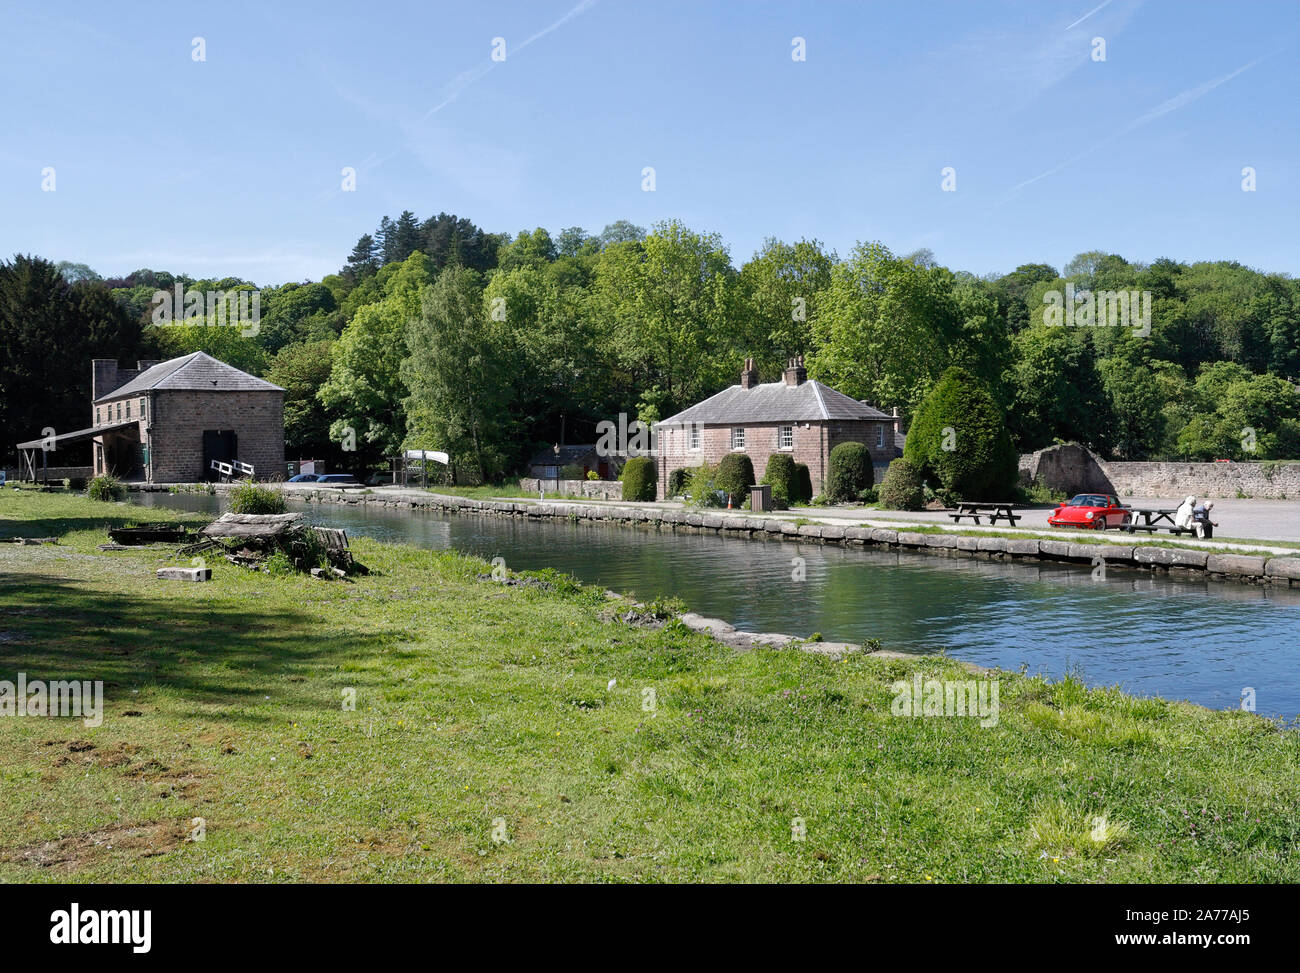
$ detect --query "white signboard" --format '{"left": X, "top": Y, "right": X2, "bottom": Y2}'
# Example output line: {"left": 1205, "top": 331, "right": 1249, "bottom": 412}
{"left": 404, "top": 450, "right": 449, "bottom": 465}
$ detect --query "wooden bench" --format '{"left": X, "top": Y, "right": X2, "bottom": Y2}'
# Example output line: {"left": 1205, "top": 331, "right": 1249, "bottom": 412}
{"left": 948, "top": 502, "right": 1021, "bottom": 526}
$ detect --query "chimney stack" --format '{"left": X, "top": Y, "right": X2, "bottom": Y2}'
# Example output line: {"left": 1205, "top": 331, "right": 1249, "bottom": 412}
{"left": 782, "top": 355, "right": 807, "bottom": 387}
{"left": 740, "top": 357, "right": 760, "bottom": 389}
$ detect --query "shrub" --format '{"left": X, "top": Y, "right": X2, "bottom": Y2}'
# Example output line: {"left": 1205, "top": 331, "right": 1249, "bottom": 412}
{"left": 792, "top": 463, "right": 813, "bottom": 504}
{"left": 585, "top": 470, "right": 599, "bottom": 481}
{"left": 63, "top": 477, "right": 87, "bottom": 491}
{"left": 686, "top": 464, "right": 726, "bottom": 507}
{"left": 858, "top": 486, "right": 878, "bottom": 504}
{"left": 621, "top": 456, "right": 656, "bottom": 501}
{"left": 715, "top": 453, "right": 755, "bottom": 505}
{"left": 903, "top": 366, "right": 1018, "bottom": 501}
{"left": 761, "top": 453, "right": 798, "bottom": 502}
{"left": 229, "top": 482, "right": 287, "bottom": 514}
{"left": 667, "top": 468, "right": 691, "bottom": 496}
{"left": 878, "top": 458, "right": 925, "bottom": 510}
{"left": 87, "top": 476, "right": 125, "bottom": 502}
{"left": 560, "top": 463, "right": 585, "bottom": 479}
{"left": 825, "top": 442, "right": 874, "bottom": 502}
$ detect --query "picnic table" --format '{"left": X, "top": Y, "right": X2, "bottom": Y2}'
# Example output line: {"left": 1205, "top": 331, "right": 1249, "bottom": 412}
{"left": 1122, "top": 507, "right": 1211, "bottom": 538}
{"left": 1120, "top": 507, "right": 1179, "bottom": 533}
{"left": 947, "top": 501, "right": 1021, "bottom": 526}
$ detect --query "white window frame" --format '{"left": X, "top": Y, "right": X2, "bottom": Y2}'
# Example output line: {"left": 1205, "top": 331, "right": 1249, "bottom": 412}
{"left": 125, "top": 400, "right": 131, "bottom": 419}
{"left": 778, "top": 425, "right": 793, "bottom": 450}
{"left": 876, "top": 425, "right": 885, "bottom": 449}
{"left": 95, "top": 407, "right": 101, "bottom": 425}
{"left": 731, "top": 427, "right": 746, "bottom": 450}
{"left": 689, "top": 425, "right": 700, "bottom": 451}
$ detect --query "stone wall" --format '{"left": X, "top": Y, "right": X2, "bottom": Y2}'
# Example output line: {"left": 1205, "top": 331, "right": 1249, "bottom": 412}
{"left": 518, "top": 477, "right": 623, "bottom": 500}
{"left": 1020, "top": 444, "right": 1300, "bottom": 499}
{"left": 3, "top": 465, "right": 93, "bottom": 482}
{"left": 149, "top": 390, "right": 284, "bottom": 482}
{"left": 287, "top": 487, "right": 1300, "bottom": 588}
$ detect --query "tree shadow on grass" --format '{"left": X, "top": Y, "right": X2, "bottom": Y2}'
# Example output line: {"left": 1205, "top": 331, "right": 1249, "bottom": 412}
{"left": 0, "top": 573, "right": 386, "bottom": 720}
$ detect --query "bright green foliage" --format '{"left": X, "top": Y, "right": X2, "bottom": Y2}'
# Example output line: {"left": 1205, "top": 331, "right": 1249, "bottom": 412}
{"left": 228, "top": 483, "right": 287, "bottom": 515}
{"left": 715, "top": 453, "right": 755, "bottom": 503}
{"left": 667, "top": 468, "right": 691, "bottom": 496}
{"left": 878, "top": 458, "right": 925, "bottom": 510}
{"left": 86, "top": 476, "right": 125, "bottom": 502}
{"left": 904, "top": 367, "right": 1017, "bottom": 500}
{"left": 620, "top": 456, "right": 656, "bottom": 501}
{"left": 825, "top": 442, "right": 874, "bottom": 502}
{"left": 760, "top": 453, "right": 798, "bottom": 502}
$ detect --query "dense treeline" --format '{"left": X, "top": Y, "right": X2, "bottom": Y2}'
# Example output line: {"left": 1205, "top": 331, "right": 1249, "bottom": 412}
{"left": 3, "top": 215, "right": 1298, "bottom": 478}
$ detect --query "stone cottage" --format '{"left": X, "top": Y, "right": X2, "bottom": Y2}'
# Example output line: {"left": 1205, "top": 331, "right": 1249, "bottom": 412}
{"left": 88, "top": 352, "right": 285, "bottom": 482}
{"left": 654, "top": 357, "right": 898, "bottom": 499}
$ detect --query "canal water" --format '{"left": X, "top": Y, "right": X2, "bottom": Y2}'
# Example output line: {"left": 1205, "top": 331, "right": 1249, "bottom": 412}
{"left": 135, "top": 491, "right": 1300, "bottom": 719}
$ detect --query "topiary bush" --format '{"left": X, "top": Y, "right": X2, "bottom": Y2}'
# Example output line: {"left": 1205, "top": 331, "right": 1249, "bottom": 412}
{"left": 229, "top": 482, "right": 287, "bottom": 514}
{"left": 667, "top": 467, "right": 691, "bottom": 496}
{"left": 903, "top": 366, "right": 1018, "bottom": 501}
{"left": 621, "top": 456, "right": 657, "bottom": 501}
{"left": 878, "top": 458, "right": 925, "bottom": 510}
{"left": 825, "top": 441, "right": 874, "bottom": 502}
{"left": 792, "top": 463, "right": 813, "bottom": 504}
{"left": 761, "top": 453, "right": 798, "bottom": 502}
{"left": 715, "top": 453, "right": 755, "bottom": 505}
{"left": 87, "top": 475, "right": 126, "bottom": 502}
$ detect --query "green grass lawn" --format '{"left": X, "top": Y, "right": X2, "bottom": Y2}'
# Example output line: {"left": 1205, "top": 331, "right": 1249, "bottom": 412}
{"left": 1, "top": 489, "right": 1298, "bottom": 883}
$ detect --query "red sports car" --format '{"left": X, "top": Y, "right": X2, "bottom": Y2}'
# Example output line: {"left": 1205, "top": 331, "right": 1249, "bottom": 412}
{"left": 1048, "top": 494, "right": 1130, "bottom": 531}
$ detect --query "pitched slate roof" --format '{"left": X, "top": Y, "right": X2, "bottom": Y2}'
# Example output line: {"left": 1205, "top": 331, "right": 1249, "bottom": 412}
{"left": 95, "top": 352, "right": 283, "bottom": 403}
{"left": 657, "top": 381, "right": 893, "bottom": 426}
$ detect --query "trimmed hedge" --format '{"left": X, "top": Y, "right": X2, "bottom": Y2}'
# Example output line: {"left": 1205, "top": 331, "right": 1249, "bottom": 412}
{"left": 715, "top": 453, "right": 755, "bottom": 504}
{"left": 878, "top": 458, "right": 925, "bottom": 510}
{"left": 621, "top": 456, "right": 657, "bottom": 501}
{"left": 825, "top": 441, "right": 874, "bottom": 502}
{"left": 667, "top": 467, "right": 691, "bottom": 496}
{"left": 793, "top": 463, "right": 813, "bottom": 504}
{"left": 761, "top": 453, "right": 798, "bottom": 502}
{"left": 903, "top": 366, "right": 1018, "bottom": 501}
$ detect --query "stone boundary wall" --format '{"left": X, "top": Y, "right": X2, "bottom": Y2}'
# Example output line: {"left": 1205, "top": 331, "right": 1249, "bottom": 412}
{"left": 517, "top": 477, "right": 623, "bottom": 500}
{"left": 1020, "top": 444, "right": 1300, "bottom": 499}
{"left": 4, "top": 465, "right": 93, "bottom": 482}
{"left": 282, "top": 487, "right": 1300, "bottom": 589}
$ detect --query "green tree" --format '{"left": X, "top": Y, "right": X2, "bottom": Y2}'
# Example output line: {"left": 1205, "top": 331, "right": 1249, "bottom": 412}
{"left": 904, "top": 367, "right": 1017, "bottom": 499}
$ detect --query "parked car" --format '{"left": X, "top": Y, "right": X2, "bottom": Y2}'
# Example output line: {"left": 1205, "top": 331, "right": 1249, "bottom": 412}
{"left": 1047, "top": 494, "right": 1129, "bottom": 530}
{"left": 315, "top": 473, "right": 362, "bottom": 486}
{"left": 287, "top": 473, "right": 321, "bottom": 482}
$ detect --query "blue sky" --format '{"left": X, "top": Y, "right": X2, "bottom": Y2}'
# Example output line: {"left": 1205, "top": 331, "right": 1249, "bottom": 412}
{"left": 2, "top": 0, "right": 1296, "bottom": 284}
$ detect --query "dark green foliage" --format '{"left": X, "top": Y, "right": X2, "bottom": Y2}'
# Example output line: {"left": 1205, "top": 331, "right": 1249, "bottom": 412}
{"left": 0, "top": 255, "right": 141, "bottom": 464}
{"left": 904, "top": 367, "right": 1018, "bottom": 500}
{"left": 621, "top": 456, "right": 656, "bottom": 501}
{"left": 793, "top": 463, "right": 814, "bottom": 504}
{"left": 715, "top": 453, "right": 755, "bottom": 503}
{"left": 825, "top": 442, "right": 874, "bottom": 502}
{"left": 878, "top": 458, "right": 925, "bottom": 510}
{"left": 667, "top": 468, "right": 691, "bottom": 496}
{"left": 760, "top": 453, "right": 798, "bottom": 502}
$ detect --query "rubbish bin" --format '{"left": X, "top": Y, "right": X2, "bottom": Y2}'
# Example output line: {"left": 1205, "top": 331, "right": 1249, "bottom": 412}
{"left": 750, "top": 484, "right": 771, "bottom": 512}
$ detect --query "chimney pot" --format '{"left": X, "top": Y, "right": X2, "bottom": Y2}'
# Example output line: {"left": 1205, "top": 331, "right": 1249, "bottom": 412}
{"left": 740, "top": 356, "right": 760, "bottom": 389}
{"left": 782, "top": 355, "right": 807, "bottom": 387}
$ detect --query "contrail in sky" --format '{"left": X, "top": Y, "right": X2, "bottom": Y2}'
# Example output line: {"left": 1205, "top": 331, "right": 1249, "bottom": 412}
{"left": 1065, "top": 0, "right": 1114, "bottom": 31}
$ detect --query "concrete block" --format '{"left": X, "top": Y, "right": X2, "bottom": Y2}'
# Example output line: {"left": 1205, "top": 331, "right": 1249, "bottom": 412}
{"left": 1206, "top": 553, "right": 1267, "bottom": 578}
{"left": 157, "top": 567, "right": 210, "bottom": 582}
{"left": 1265, "top": 557, "right": 1300, "bottom": 580}
{"left": 869, "top": 528, "right": 898, "bottom": 545}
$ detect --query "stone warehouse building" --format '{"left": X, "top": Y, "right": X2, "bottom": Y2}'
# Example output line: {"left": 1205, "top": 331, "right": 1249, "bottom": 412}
{"left": 88, "top": 352, "right": 284, "bottom": 483}
{"left": 654, "top": 357, "right": 899, "bottom": 499}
